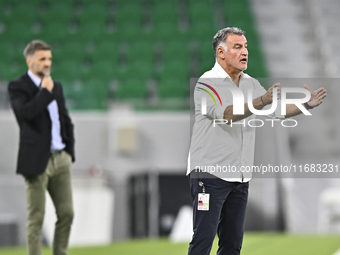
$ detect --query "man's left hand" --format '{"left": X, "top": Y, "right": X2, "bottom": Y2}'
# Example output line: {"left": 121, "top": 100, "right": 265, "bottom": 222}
{"left": 304, "top": 84, "right": 327, "bottom": 108}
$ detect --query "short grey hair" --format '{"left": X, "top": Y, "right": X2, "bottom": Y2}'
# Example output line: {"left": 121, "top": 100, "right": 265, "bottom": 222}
{"left": 212, "top": 27, "right": 245, "bottom": 58}
{"left": 24, "top": 40, "right": 51, "bottom": 58}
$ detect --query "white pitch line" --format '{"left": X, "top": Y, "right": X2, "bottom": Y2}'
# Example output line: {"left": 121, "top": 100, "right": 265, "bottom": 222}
{"left": 332, "top": 248, "right": 340, "bottom": 255}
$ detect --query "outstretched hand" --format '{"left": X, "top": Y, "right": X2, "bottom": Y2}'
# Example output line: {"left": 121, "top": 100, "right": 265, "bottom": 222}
{"left": 304, "top": 84, "right": 327, "bottom": 108}
{"left": 262, "top": 82, "right": 280, "bottom": 105}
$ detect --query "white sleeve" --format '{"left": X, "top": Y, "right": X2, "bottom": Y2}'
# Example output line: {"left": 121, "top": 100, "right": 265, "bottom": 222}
{"left": 194, "top": 81, "right": 226, "bottom": 120}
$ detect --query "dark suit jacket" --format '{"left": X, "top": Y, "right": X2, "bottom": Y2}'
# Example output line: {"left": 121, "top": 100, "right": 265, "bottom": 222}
{"left": 8, "top": 73, "right": 75, "bottom": 176}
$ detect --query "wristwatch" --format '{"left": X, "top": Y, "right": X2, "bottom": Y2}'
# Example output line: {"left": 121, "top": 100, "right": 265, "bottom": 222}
{"left": 304, "top": 102, "right": 313, "bottom": 110}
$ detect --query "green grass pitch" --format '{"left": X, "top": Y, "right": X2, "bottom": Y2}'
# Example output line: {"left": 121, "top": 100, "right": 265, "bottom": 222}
{"left": 1, "top": 233, "right": 340, "bottom": 255}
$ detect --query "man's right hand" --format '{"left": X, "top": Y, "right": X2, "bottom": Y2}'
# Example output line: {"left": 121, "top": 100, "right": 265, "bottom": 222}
{"left": 262, "top": 82, "right": 280, "bottom": 105}
{"left": 41, "top": 76, "right": 54, "bottom": 92}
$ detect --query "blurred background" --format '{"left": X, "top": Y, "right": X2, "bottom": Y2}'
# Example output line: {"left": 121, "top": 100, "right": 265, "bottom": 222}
{"left": 0, "top": 0, "right": 340, "bottom": 254}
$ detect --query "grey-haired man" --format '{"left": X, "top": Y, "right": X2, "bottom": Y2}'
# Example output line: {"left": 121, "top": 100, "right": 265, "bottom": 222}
{"left": 187, "top": 27, "right": 327, "bottom": 255}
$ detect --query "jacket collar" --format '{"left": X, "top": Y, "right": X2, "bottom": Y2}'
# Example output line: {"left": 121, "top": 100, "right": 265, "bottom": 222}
{"left": 27, "top": 70, "right": 41, "bottom": 87}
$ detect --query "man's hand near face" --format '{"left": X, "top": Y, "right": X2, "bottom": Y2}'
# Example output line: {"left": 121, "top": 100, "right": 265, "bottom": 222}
{"left": 41, "top": 76, "right": 54, "bottom": 92}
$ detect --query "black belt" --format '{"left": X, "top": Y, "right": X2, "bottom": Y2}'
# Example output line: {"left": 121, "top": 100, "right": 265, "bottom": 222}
{"left": 51, "top": 149, "right": 63, "bottom": 155}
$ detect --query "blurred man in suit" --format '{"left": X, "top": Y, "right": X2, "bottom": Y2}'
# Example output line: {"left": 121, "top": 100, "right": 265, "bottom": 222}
{"left": 8, "top": 40, "right": 75, "bottom": 255}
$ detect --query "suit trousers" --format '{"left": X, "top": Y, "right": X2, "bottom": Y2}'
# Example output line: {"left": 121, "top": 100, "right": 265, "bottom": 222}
{"left": 188, "top": 172, "right": 249, "bottom": 255}
{"left": 24, "top": 150, "right": 74, "bottom": 255}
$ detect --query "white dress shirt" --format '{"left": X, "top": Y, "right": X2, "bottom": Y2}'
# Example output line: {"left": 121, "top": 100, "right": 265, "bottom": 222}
{"left": 28, "top": 70, "right": 66, "bottom": 152}
{"left": 187, "top": 62, "right": 285, "bottom": 182}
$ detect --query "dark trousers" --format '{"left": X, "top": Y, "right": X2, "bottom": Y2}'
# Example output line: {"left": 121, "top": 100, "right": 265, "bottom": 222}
{"left": 188, "top": 172, "right": 249, "bottom": 255}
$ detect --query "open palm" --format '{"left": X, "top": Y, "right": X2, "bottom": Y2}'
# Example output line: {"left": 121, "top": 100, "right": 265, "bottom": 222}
{"left": 304, "top": 84, "right": 327, "bottom": 108}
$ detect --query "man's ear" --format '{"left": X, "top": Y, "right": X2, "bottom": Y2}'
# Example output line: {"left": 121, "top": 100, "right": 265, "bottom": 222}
{"left": 26, "top": 57, "right": 31, "bottom": 67}
{"left": 217, "top": 46, "right": 225, "bottom": 60}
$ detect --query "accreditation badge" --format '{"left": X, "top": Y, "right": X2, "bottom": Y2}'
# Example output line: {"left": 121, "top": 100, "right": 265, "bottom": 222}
{"left": 197, "top": 193, "right": 210, "bottom": 211}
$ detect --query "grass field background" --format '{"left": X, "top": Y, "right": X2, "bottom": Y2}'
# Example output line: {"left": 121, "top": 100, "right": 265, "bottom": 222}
{"left": 1, "top": 233, "right": 340, "bottom": 255}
